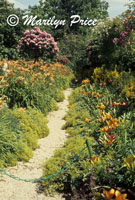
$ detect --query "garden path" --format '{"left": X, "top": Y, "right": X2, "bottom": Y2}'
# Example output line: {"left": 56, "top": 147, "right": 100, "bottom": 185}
{"left": 0, "top": 88, "right": 72, "bottom": 200}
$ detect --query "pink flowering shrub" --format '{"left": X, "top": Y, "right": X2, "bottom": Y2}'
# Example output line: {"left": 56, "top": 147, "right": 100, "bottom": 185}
{"left": 18, "top": 27, "right": 59, "bottom": 61}
{"left": 112, "top": 10, "right": 135, "bottom": 46}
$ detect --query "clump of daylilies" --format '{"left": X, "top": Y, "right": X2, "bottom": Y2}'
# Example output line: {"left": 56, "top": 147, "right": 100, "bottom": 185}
{"left": 103, "top": 189, "right": 128, "bottom": 200}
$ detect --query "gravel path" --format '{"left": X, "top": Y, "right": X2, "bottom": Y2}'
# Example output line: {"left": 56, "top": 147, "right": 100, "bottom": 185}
{"left": 0, "top": 88, "right": 72, "bottom": 200}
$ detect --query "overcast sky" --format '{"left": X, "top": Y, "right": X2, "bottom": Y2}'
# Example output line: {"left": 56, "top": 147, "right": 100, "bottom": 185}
{"left": 8, "top": 0, "right": 130, "bottom": 18}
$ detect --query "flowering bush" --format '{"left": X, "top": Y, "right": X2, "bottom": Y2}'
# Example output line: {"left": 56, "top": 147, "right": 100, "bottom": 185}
{"left": 0, "top": 60, "right": 73, "bottom": 114}
{"left": 86, "top": 10, "right": 135, "bottom": 71}
{"left": 18, "top": 27, "right": 59, "bottom": 61}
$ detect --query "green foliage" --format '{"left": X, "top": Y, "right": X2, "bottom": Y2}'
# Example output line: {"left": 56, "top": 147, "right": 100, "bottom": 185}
{"left": 41, "top": 68, "right": 135, "bottom": 197}
{"left": 42, "top": 136, "right": 94, "bottom": 194}
{"left": 0, "top": 106, "right": 49, "bottom": 167}
{"left": 55, "top": 90, "right": 65, "bottom": 102}
{"left": 0, "top": 60, "right": 73, "bottom": 168}
{"left": 0, "top": 61, "right": 73, "bottom": 114}
{"left": 86, "top": 10, "right": 135, "bottom": 72}
{"left": 29, "top": 0, "right": 108, "bottom": 37}
{"left": 0, "top": 0, "right": 26, "bottom": 60}
{"left": 28, "top": 0, "right": 108, "bottom": 75}
{"left": 58, "top": 34, "right": 90, "bottom": 76}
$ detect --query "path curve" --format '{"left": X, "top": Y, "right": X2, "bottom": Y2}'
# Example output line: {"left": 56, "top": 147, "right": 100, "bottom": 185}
{"left": 0, "top": 88, "right": 72, "bottom": 200}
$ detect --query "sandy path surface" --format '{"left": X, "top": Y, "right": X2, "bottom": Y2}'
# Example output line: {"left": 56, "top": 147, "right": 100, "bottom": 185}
{"left": 0, "top": 88, "right": 72, "bottom": 200}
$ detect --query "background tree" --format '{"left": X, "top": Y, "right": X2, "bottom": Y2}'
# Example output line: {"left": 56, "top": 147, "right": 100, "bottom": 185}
{"left": 0, "top": 0, "right": 26, "bottom": 60}
{"left": 29, "top": 0, "right": 109, "bottom": 75}
{"left": 29, "top": 0, "right": 108, "bottom": 38}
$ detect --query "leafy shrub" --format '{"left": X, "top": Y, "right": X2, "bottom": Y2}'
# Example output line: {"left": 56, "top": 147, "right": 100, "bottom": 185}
{"left": 42, "top": 136, "right": 94, "bottom": 194}
{"left": 58, "top": 34, "right": 90, "bottom": 79}
{"left": 0, "top": 106, "right": 49, "bottom": 167}
{"left": 86, "top": 10, "right": 135, "bottom": 72}
{"left": 0, "top": 0, "right": 25, "bottom": 60}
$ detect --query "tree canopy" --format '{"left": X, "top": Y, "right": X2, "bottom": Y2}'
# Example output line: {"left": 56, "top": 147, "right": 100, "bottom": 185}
{"left": 29, "top": 0, "right": 109, "bottom": 38}
{"left": 0, "top": 0, "right": 26, "bottom": 59}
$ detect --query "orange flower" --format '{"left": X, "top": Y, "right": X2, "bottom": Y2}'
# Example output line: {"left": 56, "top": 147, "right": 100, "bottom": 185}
{"left": 100, "top": 104, "right": 106, "bottom": 110}
{"left": 0, "top": 76, "right": 5, "bottom": 79}
{"left": 103, "top": 189, "right": 115, "bottom": 199}
{"left": 3, "top": 81, "right": 9, "bottom": 86}
{"left": 85, "top": 118, "right": 90, "bottom": 122}
{"left": 82, "top": 79, "right": 90, "bottom": 84}
{"left": 91, "top": 156, "right": 100, "bottom": 165}
{"left": 106, "top": 119, "right": 118, "bottom": 126}
{"left": 115, "top": 190, "right": 128, "bottom": 200}
{"left": 112, "top": 102, "right": 120, "bottom": 106}
{"left": 67, "top": 104, "right": 72, "bottom": 109}
{"left": 83, "top": 92, "right": 90, "bottom": 96}
{"left": 18, "top": 108, "right": 25, "bottom": 112}
{"left": 107, "top": 134, "right": 117, "bottom": 144}
{"left": 0, "top": 100, "right": 4, "bottom": 106}
{"left": 96, "top": 93, "right": 102, "bottom": 98}
{"left": 100, "top": 126, "right": 113, "bottom": 133}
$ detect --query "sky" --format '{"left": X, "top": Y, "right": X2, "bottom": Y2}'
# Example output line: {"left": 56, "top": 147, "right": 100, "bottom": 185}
{"left": 8, "top": 0, "right": 130, "bottom": 18}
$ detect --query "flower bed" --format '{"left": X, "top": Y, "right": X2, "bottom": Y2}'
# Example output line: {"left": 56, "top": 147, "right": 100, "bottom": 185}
{"left": 41, "top": 67, "right": 135, "bottom": 199}
{"left": 0, "top": 60, "right": 74, "bottom": 168}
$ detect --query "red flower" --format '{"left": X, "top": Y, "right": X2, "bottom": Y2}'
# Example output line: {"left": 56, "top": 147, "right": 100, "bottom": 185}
{"left": 108, "top": 79, "right": 113, "bottom": 84}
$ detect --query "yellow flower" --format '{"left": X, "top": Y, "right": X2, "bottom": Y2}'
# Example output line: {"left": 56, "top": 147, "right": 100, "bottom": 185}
{"left": 124, "top": 154, "right": 135, "bottom": 170}
{"left": 100, "top": 104, "right": 105, "bottom": 110}
{"left": 18, "top": 108, "right": 25, "bottom": 112}
{"left": 100, "top": 126, "right": 113, "bottom": 133}
{"left": 103, "top": 112, "right": 112, "bottom": 120}
{"left": 91, "top": 156, "right": 100, "bottom": 165}
{"left": 115, "top": 190, "right": 128, "bottom": 200}
{"left": 17, "top": 76, "right": 25, "bottom": 81}
{"left": 92, "top": 91, "right": 96, "bottom": 97}
{"left": 103, "top": 189, "right": 115, "bottom": 199}
{"left": 85, "top": 118, "right": 90, "bottom": 122}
